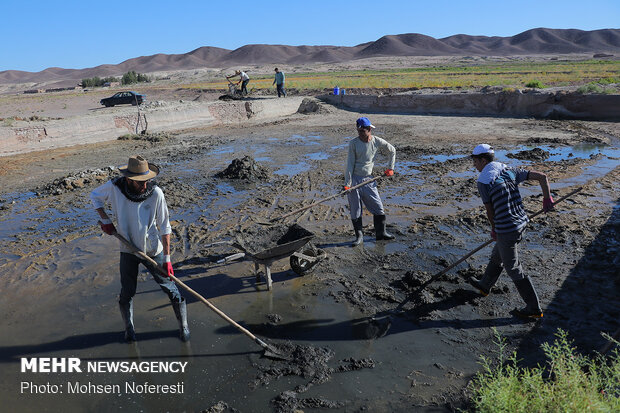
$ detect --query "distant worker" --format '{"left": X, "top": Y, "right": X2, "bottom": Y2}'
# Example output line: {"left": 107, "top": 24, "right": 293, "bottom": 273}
{"left": 227, "top": 70, "right": 250, "bottom": 95}
{"left": 344, "top": 117, "right": 396, "bottom": 246}
{"left": 469, "top": 144, "right": 554, "bottom": 320}
{"left": 90, "top": 155, "right": 190, "bottom": 342}
{"left": 273, "top": 67, "right": 286, "bottom": 97}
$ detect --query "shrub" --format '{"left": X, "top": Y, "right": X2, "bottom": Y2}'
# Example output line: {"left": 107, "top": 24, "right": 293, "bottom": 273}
{"left": 121, "top": 71, "right": 150, "bottom": 85}
{"left": 525, "top": 80, "right": 545, "bottom": 88}
{"left": 466, "top": 329, "right": 620, "bottom": 412}
{"left": 577, "top": 83, "right": 605, "bottom": 94}
{"left": 81, "top": 76, "right": 118, "bottom": 88}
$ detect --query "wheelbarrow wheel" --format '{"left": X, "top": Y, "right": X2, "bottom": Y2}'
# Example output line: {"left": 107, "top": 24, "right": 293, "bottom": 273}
{"left": 290, "top": 245, "right": 326, "bottom": 276}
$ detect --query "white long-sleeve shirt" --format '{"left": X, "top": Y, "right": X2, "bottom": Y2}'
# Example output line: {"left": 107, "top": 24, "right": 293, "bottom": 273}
{"left": 90, "top": 180, "right": 172, "bottom": 256}
{"left": 344, "top": 135, "right": 396, "bottom": 187}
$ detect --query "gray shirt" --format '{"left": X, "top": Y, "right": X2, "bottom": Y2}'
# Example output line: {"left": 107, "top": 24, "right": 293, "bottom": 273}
{"left": 344, "top": 135, "right": 396, "bottom": 187}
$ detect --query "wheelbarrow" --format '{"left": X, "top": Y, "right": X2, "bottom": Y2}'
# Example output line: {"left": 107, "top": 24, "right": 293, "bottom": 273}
{"left": 213, "top": 225, "right": 327, "bottom": 290}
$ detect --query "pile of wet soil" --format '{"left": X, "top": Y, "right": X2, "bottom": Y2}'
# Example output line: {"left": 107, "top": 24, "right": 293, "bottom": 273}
{"left": 235, "top": 223, "right": 314, "bottom": 255}
{"left": 117, "top": 132, "right": 171, "bottom": 142}
{"left": 507, "top": 147, "right": 550, "bottom": 161}
{"left": 214, "top": 156, "right": 270, "bottom": 181}
{"left": 36, "top": 167, "right": 116, "bottom": 196}
{"left": 251, "top": 341, "right": 375, "bottom": 413}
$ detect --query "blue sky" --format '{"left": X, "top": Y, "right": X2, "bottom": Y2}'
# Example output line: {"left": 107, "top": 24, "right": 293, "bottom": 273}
{"left": 1, "top": 0, "right": 618, "bottom": 72}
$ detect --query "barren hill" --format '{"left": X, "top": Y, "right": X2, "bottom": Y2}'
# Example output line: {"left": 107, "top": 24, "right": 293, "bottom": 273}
{"left": 1, "top": 28, "right": 618, "bottom": 86}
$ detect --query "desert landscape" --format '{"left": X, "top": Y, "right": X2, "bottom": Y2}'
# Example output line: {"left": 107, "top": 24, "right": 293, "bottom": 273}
{"left": 1, "top": 28, "right": 619, "bottom": 412}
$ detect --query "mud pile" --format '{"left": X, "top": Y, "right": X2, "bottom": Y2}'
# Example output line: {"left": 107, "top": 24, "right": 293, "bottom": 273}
{"left": 507, "top": 147, "right": 550, "bottom": 161}
{"left": 36, "top": 167, "right": 116, "bottom": 196}
{"left": 251, "top": 341, "right": 374, "bottom": 413}
{"left": 235, "top": 223, "right": 314, "bottom": 255}
{"left": 214, "top": 156, "right": 270, "bottom": 181}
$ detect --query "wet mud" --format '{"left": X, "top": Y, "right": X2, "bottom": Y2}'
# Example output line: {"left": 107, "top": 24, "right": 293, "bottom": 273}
{"left": 1, "top": 108, "right": 619, "bottom": 412}
{"left": 215, "top": 155, "right": 270, "bottom": 182}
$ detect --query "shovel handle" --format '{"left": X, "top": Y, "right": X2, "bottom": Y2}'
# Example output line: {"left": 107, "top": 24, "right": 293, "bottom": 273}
{"left": 105, "top": 229, "right": 261, "bottom": 343}
{"left": 271, "top": 175, "right": 384, "bottom": 222}
{"left": 414, "top": 186, "right": 583, "bottom": 294}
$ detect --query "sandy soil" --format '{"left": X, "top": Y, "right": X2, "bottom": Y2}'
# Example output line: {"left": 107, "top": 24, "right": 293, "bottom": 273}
{"left": 0, "top": 87, "right": 619, "bottom": 412}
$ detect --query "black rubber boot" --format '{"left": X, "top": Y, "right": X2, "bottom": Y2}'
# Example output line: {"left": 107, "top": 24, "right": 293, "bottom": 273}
{"left": 468, "top": 268, "right": 502, "bottom": 297}
{"left": 119, "top": 301, "right": 137, "bottom": 342}
{"left": 374, "top": 215, "right": 395, "bottom": 241}
{"left": 351, "top": 217, "right": 364, "bottom": 246}
{"left": 172, "top": 298, "right": 191, "bottom": 342}
{"left": 512, "top": 278, "right": 543, "bottom": 320}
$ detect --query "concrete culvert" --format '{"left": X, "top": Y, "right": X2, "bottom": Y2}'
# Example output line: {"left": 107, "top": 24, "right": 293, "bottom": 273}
{"left": 214, "top": 155, "right": 270, "bottom": 181}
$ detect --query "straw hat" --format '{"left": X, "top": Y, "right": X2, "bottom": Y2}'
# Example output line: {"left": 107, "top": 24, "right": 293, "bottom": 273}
{"left": 118, "top": 155, "right": 159, "bottom": 181}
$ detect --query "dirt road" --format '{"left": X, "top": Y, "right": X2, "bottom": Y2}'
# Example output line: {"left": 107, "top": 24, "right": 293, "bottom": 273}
{"left": 1, "top": 98, "right": 619, "bottom": 412}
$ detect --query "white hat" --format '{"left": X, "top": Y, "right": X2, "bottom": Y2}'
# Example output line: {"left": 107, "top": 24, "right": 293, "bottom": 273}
{"left": 472, "top": 144, "right": 494, "bottom": 156}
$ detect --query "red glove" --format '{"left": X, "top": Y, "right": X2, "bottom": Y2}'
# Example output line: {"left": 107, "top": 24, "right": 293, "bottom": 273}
{"left": 543, "top": 196, "right": 554, "bottom": 212}
{"left": 343, "top": 186, "right": 351, "bottom": 191}
{"left": 490, "top": 229, "right": 497, "bottom": 241}
{"left": 99, "top": 219, "right": 116, "bottom": 235}
{"left": 384, "top": 169, "right": 394, "bottom": 177}
{"left": 163, "top": 255, "right": 174, "bottom": 278}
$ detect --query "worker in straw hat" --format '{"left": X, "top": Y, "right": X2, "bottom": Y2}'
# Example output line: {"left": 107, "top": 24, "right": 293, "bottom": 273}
{"left": 90, "top": 155, "right": 190, "bottom": 342}
{"left": 344, "top": 117, "right": 396, "bottom": 246}
{"left": 469, "top": 144, "right": 554, "bottom": 320}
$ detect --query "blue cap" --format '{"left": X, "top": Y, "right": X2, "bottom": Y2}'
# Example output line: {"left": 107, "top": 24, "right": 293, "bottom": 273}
{"left": 356, "top": 117, "right": 375, "bottom": 129}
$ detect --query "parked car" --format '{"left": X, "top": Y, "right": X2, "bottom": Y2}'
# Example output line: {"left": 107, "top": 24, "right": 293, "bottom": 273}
{"left": 100, "top": 91, "right": 145, "bottom": 107}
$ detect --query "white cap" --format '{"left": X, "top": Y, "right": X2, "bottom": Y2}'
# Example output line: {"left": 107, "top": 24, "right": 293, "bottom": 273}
{"left": 472, "top": 144, "right": 494, "bottom": 155}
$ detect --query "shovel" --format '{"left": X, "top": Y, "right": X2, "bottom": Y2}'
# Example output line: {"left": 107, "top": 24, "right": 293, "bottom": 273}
{"left": 364, "top": 186, "right": 583, "bottom": 337}
{"left": 107, "top": 229, "right": 290, "bottom": 360}
{"left": 261, "top": 175, "right": 384, "bottom": 225}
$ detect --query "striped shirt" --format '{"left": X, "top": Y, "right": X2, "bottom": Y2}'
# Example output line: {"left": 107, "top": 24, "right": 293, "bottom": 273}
{"left": 477, "top": 167, "right": 529, "bottom": 233}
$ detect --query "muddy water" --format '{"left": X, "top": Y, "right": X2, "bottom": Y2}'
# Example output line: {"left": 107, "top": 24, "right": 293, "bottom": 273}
{"left": 1, "top": 119, "right": 619, "bottom": 412}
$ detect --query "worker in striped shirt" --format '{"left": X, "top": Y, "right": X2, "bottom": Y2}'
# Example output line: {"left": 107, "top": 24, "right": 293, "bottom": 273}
{"left": 469, "top": 144, "right": 554, "bottom": 320}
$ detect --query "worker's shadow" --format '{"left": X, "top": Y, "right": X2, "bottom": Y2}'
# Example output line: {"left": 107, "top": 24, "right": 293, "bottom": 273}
{"left": 142, "top": 265, "right": 298, "bottom": 309}
{"left": 0, "top": 331, "right": 178, "bottom": 363}
{"left": 215, "top": 289, "right": 522, "bottom": 341}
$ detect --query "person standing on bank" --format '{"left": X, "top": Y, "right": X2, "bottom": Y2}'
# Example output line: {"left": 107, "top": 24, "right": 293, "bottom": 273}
{"left": 469, "top": 144, "right": 554, "bottom": 320}
{"left": 227, "top": 70, "right": 250, "bottom": 95}
{"left": 90, "top": 155, "right": 190, "bottom": 342}
{"left": 344, "top": 117, "right": 396, "bottom": 246}
{"left": 273, "top": 67, "right": 286, "bottom": 97}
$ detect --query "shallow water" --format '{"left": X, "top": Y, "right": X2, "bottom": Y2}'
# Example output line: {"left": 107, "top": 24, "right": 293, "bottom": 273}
{"left": 1, "top": 131, "right": 618, "bottom": 412}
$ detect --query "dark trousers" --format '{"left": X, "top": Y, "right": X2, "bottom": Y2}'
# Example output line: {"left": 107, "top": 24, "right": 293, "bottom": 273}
{"left": 276, "top": 83, "right": 286, "bottom": 97}
{"left": 241, "top": 79, "right": 249, "bottom": 95}
{"left": 119, "top": 252, "right": 182, "bottom": 305}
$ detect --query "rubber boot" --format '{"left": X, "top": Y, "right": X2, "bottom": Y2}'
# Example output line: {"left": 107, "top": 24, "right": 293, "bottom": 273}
{"left": 512, "top": 277, "right": 543, "bottom": 320}
{"left": 119, "top": 301, "right": 137, "bottom": 342}
{"left": 374, "top": 215, "right": 395, "bottom": 241}
{"left": 351, "top": 217, "right": 364, "bottom": 246}
{"left": 468, "top": 267, "right": 502, "bottom": 297}
{"left": 172, "top": 298, "right": 191, "bottom": 342}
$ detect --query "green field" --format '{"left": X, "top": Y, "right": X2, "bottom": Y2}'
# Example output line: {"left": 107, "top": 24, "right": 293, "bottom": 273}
{"left": 185, "top": 60, "right": 620, "bottom": 91}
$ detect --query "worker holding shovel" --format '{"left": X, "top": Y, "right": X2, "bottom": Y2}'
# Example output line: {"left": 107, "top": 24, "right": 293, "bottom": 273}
{"left": 90, "top": 155, "right": 190, "bottom": 342}
{"left": 344, "top": 117, "right": 396, "bottom": 246}
{"left": 469, "top": 144, "right": 554, "bottom": 320}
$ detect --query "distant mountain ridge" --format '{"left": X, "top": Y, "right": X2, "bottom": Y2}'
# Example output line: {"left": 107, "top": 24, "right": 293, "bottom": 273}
{"left": 2, "top": 28, "right": 618, "bottom": 85}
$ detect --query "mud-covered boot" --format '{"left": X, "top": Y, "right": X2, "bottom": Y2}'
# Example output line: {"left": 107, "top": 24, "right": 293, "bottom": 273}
{"left": 467, "top": 268, "right": 502, "bottom": 297}
{"left": 172, "top": 298, "right": 191, "bottom": 342}
{"left": 512, "top": 277, "right": 543, "bottom": 320}
{"left": 351, "top": 217, "right": 364, "bottom": 246}
{"left": 119, "top": 301, "right": 137, "bottom": 342}
{"left": 374, "top": 215, "right": 395, "bottom": 241}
